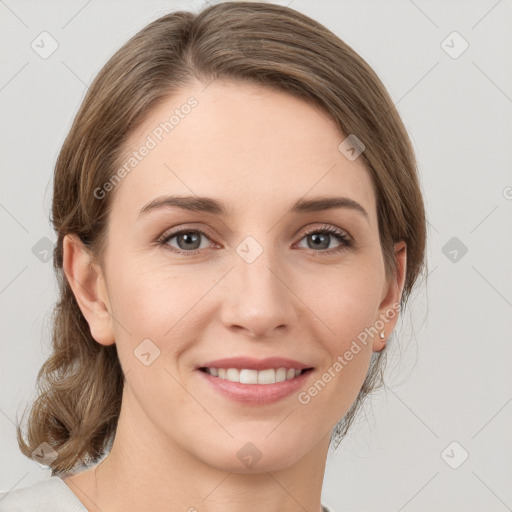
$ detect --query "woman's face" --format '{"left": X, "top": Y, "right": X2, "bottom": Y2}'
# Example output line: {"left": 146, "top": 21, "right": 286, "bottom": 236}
{"left": 77, "top": 79, "right": 405, "bottom": 472}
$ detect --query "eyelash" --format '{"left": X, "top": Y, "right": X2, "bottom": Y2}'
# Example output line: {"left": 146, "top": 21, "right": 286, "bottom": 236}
{"left": 156, "top": 224, "right": 353, "bottom": 257}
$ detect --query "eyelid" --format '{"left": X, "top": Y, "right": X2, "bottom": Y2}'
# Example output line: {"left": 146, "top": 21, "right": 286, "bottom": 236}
{"left": 156, "top": 223, "right": 218, "bottom": 244}
{"left": 300, "top": 223, "right": 352, "bottom": 241}
{"left": 157, "top": 222, "right": 354, "bottom": 253}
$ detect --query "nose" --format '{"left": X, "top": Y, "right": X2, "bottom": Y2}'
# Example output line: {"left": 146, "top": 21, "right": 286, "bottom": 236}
{"left": 219, "top": 243, "right": 298, "bottom": 339}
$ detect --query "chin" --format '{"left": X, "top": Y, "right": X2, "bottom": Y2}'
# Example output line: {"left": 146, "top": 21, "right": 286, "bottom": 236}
{"left": 192, "top": 433, "right": 313, "bottom": 474}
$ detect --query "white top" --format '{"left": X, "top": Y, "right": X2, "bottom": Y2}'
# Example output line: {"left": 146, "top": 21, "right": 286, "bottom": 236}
{"left": 0, "top": 476, "right": 333, "bottom": 511}
{"left": 0, "top": 476, "right": 87, "bottom": 511}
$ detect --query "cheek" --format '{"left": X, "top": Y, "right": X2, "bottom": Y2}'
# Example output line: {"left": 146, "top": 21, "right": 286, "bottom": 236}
{"left": 106, "top": 254, "right": 226, "bottom": 375}
{"left": 308, "top": 258, "right": 384, "bottom": 344}
{"left": 297, "top": 269, "right": 382, "bottom": 417}
{"left": 110, "top": 259, "right": 203, "bottom": 335}
{"left": 106, "top": 262, "right": 203, "bottom": 411}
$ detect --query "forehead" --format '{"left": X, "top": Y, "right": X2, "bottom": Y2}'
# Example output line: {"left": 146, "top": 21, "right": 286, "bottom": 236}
{"left": 111, "top": 79, "right": 377, "bottom": 222}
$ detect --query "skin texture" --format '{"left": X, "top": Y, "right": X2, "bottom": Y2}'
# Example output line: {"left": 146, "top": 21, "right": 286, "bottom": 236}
{"left": 62, "top": 79, "right": 407, "bottom": 512}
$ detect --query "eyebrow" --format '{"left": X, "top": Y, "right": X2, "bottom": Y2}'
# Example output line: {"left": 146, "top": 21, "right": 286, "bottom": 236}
{"left": 138, "top": 195, "right": 369, "bottom": 220}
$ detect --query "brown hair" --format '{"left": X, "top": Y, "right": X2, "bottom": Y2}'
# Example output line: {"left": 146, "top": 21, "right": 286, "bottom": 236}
{"left": 16, "top": 1, "right": 426, "bottom": 475}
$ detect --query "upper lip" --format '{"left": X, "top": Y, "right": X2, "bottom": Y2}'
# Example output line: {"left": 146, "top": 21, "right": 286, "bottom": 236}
{"left": 196, "top": 357, "right": 313, "bottom": 371}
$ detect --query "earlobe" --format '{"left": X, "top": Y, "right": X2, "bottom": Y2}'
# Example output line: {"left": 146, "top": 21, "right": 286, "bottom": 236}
{"left": 62, "top": 234, "right": 115, "bottom": 346}
{"left": 373, "top": 240, "right": 407, "bottom": 353}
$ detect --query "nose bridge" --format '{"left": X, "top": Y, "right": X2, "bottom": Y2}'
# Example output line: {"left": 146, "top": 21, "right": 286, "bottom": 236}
{"left": 235, "top": 233, "right": 287, "bottom": 300}
{"left": 220, "top": 232, "right": 297, "bottom": 335}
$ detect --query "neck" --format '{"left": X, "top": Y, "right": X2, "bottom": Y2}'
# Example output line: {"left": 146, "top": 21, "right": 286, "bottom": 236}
{"left": 64, "top": 388, "right": 331, "bottom": 512}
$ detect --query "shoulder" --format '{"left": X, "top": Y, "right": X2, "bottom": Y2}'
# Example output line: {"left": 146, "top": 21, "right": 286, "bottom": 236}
{"left": 1, "top": 477, "right": 334, "bottom": 512}
{"left": 0, "top": 476, "right": 88, "bottom": 512}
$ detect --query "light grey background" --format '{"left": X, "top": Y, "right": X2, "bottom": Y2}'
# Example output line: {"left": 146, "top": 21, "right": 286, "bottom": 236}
{"left": 1, "top": 1, "right": 511, "bottom": 511}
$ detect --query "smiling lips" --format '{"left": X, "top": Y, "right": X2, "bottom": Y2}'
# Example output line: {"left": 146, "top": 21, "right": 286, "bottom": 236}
{"left": 200, "top": 367, "right": 306, "bottom": 384}
{"left": 197, "top": 356, "right": 312, "bottom": 382}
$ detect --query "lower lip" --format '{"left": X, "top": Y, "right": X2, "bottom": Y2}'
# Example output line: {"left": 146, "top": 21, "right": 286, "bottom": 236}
{"left": 196, "top": 369, "right": 314, "bottom": 405}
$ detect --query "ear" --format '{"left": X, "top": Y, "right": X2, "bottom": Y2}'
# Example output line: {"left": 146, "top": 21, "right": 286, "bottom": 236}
{"left": 373, "top": 240, "right": 407, "bottom": 353}
{"left": 62, "top": 234, "right": 115, "bottom": 346}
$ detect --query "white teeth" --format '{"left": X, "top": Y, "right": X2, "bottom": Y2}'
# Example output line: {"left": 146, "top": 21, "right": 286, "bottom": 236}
{"left": 226, "top": 368, "right": 239, "bottom": 382}
{"left": 204, "top": 367, "right": 305, "bottom": 384}
{"left": 239, "top": 369, "right": 258, "bottom": 384}
{"left": 257, "top": 369, "right": 275, "bottom": 384}
{"left": 275, "top": 368, "right": 287, "bottom": 382}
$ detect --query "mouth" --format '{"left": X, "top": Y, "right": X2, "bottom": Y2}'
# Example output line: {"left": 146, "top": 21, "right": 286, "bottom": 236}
{"left": 198, "top": 366, "right": 314, "bottom": 385}
{"left": 195, "top": 358, "right": 315, "bottom": 404}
